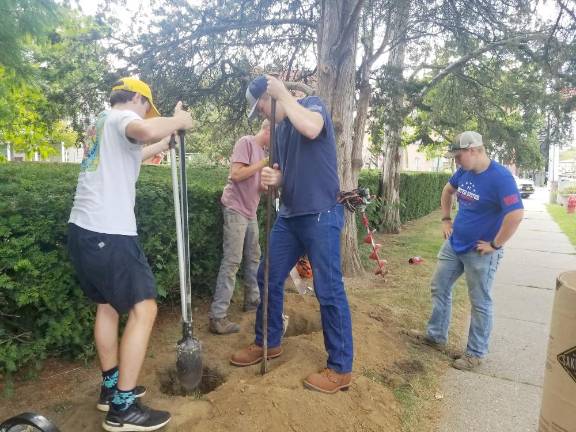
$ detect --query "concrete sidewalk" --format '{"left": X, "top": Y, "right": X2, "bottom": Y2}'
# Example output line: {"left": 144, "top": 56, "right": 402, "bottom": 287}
{"left": 438, "top": 188, "right": 576, "bottom": 432}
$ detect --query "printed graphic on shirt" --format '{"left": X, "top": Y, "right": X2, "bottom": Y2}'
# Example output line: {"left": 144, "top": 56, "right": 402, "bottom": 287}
{"left": 81, "top": 112, "right": 107, "bottom": 172}
{"left": 456, "top": 180, "right": 480, "bottom": 207}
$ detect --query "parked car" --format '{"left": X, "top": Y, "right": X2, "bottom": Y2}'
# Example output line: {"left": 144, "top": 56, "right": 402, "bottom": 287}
{"left": 514, "top": 176, "right": 535, "bottom": 199}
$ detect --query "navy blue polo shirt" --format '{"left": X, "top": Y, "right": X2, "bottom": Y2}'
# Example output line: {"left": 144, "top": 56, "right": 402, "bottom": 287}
{"left": 273, "top": 96, "right": 340, "bottom": 217}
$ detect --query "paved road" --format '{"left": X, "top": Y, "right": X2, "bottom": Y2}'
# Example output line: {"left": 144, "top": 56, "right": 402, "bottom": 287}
{"left": 437, "top": 188, "right": 576, "bottom": 432}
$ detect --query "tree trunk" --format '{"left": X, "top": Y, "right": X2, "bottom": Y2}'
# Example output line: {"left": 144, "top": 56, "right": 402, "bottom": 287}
{"left": 380, "top": 131, "right": 402, "bottom": 233}
{"left": 379, "top": 0, "right": 409, "bottom": 234}
{"left": 317, "top": 0, "right": 364, "bottom": 276}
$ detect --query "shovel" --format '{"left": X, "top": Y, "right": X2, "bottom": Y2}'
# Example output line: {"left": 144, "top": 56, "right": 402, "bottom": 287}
{"left": 169, "top": 131, "right": 203, "bottom": 391}
{"left": 261, "top": 98, "right": 277, "bottom": 375}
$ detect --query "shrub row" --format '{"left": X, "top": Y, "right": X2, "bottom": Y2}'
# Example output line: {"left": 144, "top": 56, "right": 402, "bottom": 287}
{"left": 0, "top": 163, "right": 448, "bottom": 375}
{"left": 358, "top": 170, "right": 451, "bottom": 225}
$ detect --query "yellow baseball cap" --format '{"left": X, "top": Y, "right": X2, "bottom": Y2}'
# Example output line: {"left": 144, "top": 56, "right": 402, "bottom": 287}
{"left": 112, "top": 77, "right": 161, "bottom": 118}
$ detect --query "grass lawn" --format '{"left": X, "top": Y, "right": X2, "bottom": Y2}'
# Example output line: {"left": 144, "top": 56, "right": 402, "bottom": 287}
{"left": 546, "top": 204, "right": 576, "bottom": 247}
{"left": 354, "top": 209, "right": 469, "bottom": 431}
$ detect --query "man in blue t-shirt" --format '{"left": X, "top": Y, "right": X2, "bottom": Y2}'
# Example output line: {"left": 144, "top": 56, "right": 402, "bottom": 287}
{"left": 410, "top": 131, "right": 524, "bottom": 371}
{"left": 230, "top": 75, "right": 353, "bottom": 394}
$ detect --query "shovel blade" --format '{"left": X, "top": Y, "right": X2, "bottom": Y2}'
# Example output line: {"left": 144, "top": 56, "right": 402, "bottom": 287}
{"left": 176, "top": 337, "right": 203, "bottom": 392}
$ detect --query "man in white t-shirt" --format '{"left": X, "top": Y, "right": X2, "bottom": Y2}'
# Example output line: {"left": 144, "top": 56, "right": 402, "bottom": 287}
{"left": 68, "top": 77, "right": 193, "bottom": 432}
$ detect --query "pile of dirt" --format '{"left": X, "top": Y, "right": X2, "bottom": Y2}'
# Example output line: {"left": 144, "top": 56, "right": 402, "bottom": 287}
{"left": 1, "top": 286, "right": 441, "bottom": 432}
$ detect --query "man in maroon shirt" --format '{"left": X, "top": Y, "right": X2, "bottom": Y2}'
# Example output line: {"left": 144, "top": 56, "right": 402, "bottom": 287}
{"left": 209, "top": 119, "right": 270, "bottom": 334}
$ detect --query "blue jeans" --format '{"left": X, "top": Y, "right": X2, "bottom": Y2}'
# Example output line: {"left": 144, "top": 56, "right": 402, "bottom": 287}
{"left": 254, "top": 204, "right": 354, "bottom": 373}
{"left": 426, "top": 240, "right": 503, "bottom": 357}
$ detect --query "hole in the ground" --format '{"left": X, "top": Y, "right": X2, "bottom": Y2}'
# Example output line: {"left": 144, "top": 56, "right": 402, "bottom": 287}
{"left": 159, "top": 366, "right": 225, "bottom": 397}
{"left": 283, "top": 308, "right": 323, "bottom": 337}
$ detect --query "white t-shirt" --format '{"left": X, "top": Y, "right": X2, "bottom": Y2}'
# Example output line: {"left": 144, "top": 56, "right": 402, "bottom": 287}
{"left": 69, "top": 109, "right": 143, "bottom": 235}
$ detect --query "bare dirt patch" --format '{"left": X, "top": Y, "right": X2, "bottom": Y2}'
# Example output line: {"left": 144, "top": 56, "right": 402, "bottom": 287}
{"left": 1, "top": 212, "right": 470, "bottom": 432}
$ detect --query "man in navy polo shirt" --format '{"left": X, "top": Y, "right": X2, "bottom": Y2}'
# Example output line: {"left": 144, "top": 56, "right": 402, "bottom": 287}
{"left": 230, "top": 75, "right": 353, "bottom": 394}
{"left": 410, "top": 131, "right": 524, "bottom": 371}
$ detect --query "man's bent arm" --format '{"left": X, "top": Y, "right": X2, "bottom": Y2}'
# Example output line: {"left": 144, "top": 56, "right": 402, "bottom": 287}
{"left": 127, "top": 117, "right": 187, "bottom": 143}
{"left": 278, "top": 95, "right": 324, "bottom": 140}
{"left": 493, "top": 209, "right": 524, "bottom": 248}
{"left": 230, "top": 159, "right": 267, "bottom": 183}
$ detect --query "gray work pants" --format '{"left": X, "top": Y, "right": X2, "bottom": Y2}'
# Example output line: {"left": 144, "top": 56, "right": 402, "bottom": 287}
{"left": 209, "top": 206, "right": 261, "bottom": 319}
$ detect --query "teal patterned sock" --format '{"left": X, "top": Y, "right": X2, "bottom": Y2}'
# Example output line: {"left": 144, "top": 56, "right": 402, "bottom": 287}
{"left": 111, "top": 388, "right": 136, "bottom": 411}
{"left": 102, "top": 366, "right": 119, "bottom": 389}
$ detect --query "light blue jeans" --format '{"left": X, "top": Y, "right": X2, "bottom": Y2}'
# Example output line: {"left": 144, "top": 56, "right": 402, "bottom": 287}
{"left": 426, "top": 240, "right": 503, "bottom": 357}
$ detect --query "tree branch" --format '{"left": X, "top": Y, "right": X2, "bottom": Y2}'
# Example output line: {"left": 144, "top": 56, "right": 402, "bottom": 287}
{"left": 285, "top": 81, "right": 316, "bottom": 95}
{"left": 413, "top": 33, "right": 550, "bottom": 106}
{"left": 190, "top": 18, "right": 316, "bottom": 39}
{"left": 556, "top": 0, "right": 576, "bottom": 23}
{"left": 335, "top": 0, "right": 365, "bottom": 63}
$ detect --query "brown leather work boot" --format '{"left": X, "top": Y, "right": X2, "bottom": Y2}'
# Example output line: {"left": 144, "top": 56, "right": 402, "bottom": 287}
{"left": 230, "top": 343, "right": 282, "bottom": 366}
{"left": 304, "top": 368, "right": 352, "bottom": 394}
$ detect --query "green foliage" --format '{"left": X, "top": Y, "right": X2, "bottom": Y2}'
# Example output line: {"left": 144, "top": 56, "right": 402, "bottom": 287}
{"left": 0, "top": 162, "right": 227, "bottom": 376}
{"left": 0, "top": 163, "right": 94, "bottom": 376}
{"left": 0, "top": 10, "right": 110, "bottom": 157}
{"left": 359, "top": 170, "right": 451, "bottom": 227}
{"left": 405, "top": 52, "right": 567, "bottom": 171}
{"left": 0, "top": 0, "right": 60, "bottom": 74}
{"left": 33, "top": 10, "right": 114, "bottom": 140}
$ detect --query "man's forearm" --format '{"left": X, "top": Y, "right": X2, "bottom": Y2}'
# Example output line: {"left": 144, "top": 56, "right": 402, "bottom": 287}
{"left": 141, "top": 136, "right": 170, "bottom": 161}
{"left": 230, "top": 159, "right": 267, "bottom": 183}
{"left": 493, "top": 209, "right": 524, "bottom": 247}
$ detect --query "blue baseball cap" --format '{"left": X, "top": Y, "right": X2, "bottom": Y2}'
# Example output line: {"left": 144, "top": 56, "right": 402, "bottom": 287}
{"left": 246, "top": 75, "right": 268, "bottom": 121}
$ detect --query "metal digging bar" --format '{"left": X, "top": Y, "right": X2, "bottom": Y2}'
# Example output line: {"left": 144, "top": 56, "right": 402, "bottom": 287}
{"left": 261, "top": 98, "right": 277, "bottom": 375}
{"left": 170, "top": 132, "right": 203, "bottom": 391}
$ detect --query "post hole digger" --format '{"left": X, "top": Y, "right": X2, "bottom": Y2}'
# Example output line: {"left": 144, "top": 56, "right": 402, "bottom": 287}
{"left": 169, "top": 131, "right": 203, "bottom": 392}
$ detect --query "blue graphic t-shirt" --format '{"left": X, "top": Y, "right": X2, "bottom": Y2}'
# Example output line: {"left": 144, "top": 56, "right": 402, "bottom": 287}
{"left": 273, "top": 96, "right": 340, "bottom": 217}
{"left": 449, "top": 160, "right": 523, "bottom": 254}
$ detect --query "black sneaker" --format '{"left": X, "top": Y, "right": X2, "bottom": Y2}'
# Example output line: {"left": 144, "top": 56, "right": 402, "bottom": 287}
{"left": 103, "top": 401, "right": 171, "bottom": 432}
{"left": 97, "top": 385, "right": 147, "bottom": 412}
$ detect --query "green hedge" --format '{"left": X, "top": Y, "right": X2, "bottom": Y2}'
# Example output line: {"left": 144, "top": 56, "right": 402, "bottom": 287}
{"left": 0, "top": 163, "right": 448, "bottom": 376}
{"left": 0, "top": 162, "right": 227, "bottom": 377}
{"left": 359, "top": 170, "right": 451, "bottom": 225}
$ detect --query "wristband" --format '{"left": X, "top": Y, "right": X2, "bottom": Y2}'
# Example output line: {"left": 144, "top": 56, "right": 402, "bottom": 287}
{"left": 441, "top": 216, "right": 452, "bottom": 222}
{"left": 490, "top": 240, "right": 502, "bottom": 250}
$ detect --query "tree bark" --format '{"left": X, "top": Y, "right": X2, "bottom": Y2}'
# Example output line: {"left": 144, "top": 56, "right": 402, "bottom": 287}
{"left": 317, "top": 0, "right": 364, "bottom": 276}
{"left": 379, "top": 0, "right": 410, "bottom": 234}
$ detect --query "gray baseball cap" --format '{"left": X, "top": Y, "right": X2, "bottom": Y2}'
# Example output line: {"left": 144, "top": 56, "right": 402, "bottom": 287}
{"left": 448, "top": 131, "right": 483, "bottom": 153}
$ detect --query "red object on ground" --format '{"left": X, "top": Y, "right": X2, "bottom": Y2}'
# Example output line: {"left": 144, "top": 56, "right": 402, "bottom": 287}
{"left": 408, "top": 256, "right": 423, "bottom": 265}
{"left": 567, "top": 195, "right": 576, "bottom": 214}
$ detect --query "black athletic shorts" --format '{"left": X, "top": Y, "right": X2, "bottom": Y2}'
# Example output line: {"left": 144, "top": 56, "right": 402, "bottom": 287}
{"left": 68, "top": 223, "right": 157, "bottom": 314}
